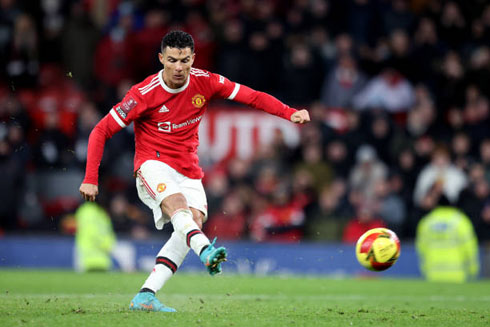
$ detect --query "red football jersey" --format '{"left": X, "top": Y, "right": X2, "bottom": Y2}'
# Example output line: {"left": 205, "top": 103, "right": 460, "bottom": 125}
{"left": 83, "top": 68, "right": 297, "bottom": 184}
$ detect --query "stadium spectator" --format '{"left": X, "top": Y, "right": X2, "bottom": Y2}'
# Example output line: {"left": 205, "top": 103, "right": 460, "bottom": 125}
{"left": 6, "top": 14, "right": 39, "bottom": 88}
{"left": 204, "top": 191, "right": 247, "bottom": 241}
{"left": 215, "top": 20, "right": 246, "bottom": 84}
{"left": 438, "top": 1, "right": 468, "bottom": 50}
{"left": 366, "top": 112, "right": 395, "bottom": 166}
{"left": 349, "top": 144, "right": 388, "bottom": 202}
{"left": 0, "top": 139, "right": 24, "bottom": 230}
{"left": 294, "top": 142, "right": 333, "bottom": 194}
{"left": 458, "top": 163, "right": 490, "bottom": 240}
{"left": 413, "top": 134, "right": 436, "bottom": 169}
{"left": 384, "top": 29, "right": 418, "bottom": 83}
{"left": 325, "top": 138, "right": 350, "bottom": 178}
{"left": 74, "top": 101, "right": 101, "bottom": 167}
{"left": 184, "top": 11, "right": 215, "bottom": 70}
{"left": 305, "top": 179, "right": 351, "bottom": 241}
{"left": 412, "top": 17, "right": 443, "bottom": 86}
{"left": 373, "top": 177, "right": 406, "bottom": 235}
{"left": 479, "top": 139, "right": 490, "bottom": 181}
{"left": 342, "top": 201, "right": 386, "bottom": 244}
{"left": 478, "top": 201, "right": 490, "bottom": 242}
{"left": 25, "top": 65, "right": 84, "bottom": 138}
{"left": 435, "top": 51, "right": 465, "bottom": 111}
{"left": 467, "top": 46, "right": 490, "bottom": 97}
{"left": 414, "top": 145, "right": 468, "bottom": 210}
{"left": 94, "top": 15, "right": 136, "bottom": 92}
{"left": 0, "top": 0, "right": 21, "bottom": 77}
{"left": 320, "top": 53, "right": 367, "bottom": 109}
{"left": 396, "top": 147, "right": 419, "bottom": 207}
{"left": 347, "top": 0, "right": 375, "bottom": 46}
{"left": 279, "top": 42, "right": 324, "bottom": 106}
{"left": 403, "top": 84, "right": 438, "bottom": 138}
{"left": 62, "top": 1, "right": 100, "bottom": 91}
{"left": 451, "top": 132, "right": 474, "bottom": 171}
{"left": 352, "top": 68, "right": 416, "bottom": 112}
{"left": 108, "top": 193, "right": 150, "bottom": 238}
{"left": 381, "top": 0, "right": 415, "bottom": 35}
{"left": 249, "top": 186, "right": 305, "bottom": 243}
{"left": 241, "top": 31, "right": 275, "bottom": 93}
{"left": 464, "top": 95, "right": 490, "bottom": 143}
{"left": 31, "top": 112, "right": 72, "bottom": 169}
{"left": 203, "top": 170, "right": 229, "bottom": 218}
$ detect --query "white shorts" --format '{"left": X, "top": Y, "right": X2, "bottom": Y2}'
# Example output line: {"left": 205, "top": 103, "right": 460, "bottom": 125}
{"left": 136, "top": 160, "right": 208, "bottom": 230}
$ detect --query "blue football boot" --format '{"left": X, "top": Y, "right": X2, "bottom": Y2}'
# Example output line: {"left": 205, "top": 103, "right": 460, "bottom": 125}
{"left": 129, "top": 292, "right": 176, "bottom": 312}
{"left": 200, "top": 237, "right": 227, "bottom": 276}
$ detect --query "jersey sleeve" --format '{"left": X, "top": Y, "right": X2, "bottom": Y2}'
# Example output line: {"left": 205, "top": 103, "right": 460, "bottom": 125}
{"left": 211, "top": 72, "right": 240, "bottom": 100}
{"left": 108, "top": 88, "right": 147, "bottom": 128}
{"left": 82, "top": 88, "right": 147, "bottom": 185}
{"left": 82, "top": 113, "right": 123, "bottom": 185}
{"left": 210, "top": 73, "right": 297, "bottom": 121}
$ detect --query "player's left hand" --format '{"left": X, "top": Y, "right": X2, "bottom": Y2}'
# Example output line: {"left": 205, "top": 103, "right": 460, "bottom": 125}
{"left": 290, "top": 109, "right": 310, "bottom": 124}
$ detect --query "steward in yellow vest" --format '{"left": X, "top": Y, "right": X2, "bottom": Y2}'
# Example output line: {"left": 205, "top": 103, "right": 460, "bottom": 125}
{"left": 416, "top": 201, "right": 479, "bottom": 282}
{"left": 75, "top": 202, "right": 116, "bottom": 272}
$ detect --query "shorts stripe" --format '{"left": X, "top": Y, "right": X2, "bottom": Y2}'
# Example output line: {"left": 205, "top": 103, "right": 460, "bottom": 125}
{"left": 186, "top": 229, "right": 203, "bottom": 247}
{"left": 138, "top": 171, "right": 156, "bottom": 199}
{"left": 156, "top": 256, "right": 178, "bottom": 273}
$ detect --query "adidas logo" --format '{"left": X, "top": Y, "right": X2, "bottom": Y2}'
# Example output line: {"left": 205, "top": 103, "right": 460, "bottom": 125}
{"left": 159, "top": 105, "right": 169, "bottom": 113}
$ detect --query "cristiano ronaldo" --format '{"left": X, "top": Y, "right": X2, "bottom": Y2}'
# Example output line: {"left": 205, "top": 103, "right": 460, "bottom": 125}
{"left": 79, "top": 30, "right": 310, "bottom": 312}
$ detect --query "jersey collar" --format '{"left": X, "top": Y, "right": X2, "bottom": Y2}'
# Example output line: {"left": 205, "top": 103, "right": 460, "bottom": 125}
{"left": 159, "top": 69, "right": 190, "bottom": 94}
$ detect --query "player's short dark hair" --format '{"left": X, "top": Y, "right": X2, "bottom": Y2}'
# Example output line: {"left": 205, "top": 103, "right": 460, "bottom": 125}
{"left": 161, "top": 30, "right": 194, "bottom": 53}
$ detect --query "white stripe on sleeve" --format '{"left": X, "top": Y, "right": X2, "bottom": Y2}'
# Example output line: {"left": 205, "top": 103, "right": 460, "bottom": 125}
{"left": 227, "top": 83, "right": 240, "bottom": 100}
{"left": 110, "top": 108, "right": 127, "bottom": 128}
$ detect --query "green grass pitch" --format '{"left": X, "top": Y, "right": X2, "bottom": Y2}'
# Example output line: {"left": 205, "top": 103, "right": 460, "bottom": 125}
{"left": 0, "top": 270, "right": 489, "bottom": 327}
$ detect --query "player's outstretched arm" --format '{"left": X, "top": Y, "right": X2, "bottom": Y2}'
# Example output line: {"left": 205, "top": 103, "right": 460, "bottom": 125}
{"left": 224, "top": 81, "right": 310, "bottom": 124}
{"left": 290, "top": 109, "right": 310, "bottom": 124}
{"left": 79, "top": 113, "right": 124, "bottom": 201}
{"left": 79, "top": 183, "right": 99, "bottom": 202}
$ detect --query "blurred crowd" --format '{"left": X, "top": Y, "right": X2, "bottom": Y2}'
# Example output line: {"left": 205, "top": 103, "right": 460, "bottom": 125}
{"left": 1, "top": 0, "right": 490, "bottom": 244}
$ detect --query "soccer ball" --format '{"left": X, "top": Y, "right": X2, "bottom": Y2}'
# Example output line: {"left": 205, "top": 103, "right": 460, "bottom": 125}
{"left": 355, "top": 228, "right": 400, "bottom": 271}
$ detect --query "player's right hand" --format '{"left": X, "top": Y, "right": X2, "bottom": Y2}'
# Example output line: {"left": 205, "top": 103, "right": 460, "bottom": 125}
{"left": 79, "top": 183, "right": 99, "bottom": 202}
{"left": 290, "top": 109, "right": 311, "bottom": 124}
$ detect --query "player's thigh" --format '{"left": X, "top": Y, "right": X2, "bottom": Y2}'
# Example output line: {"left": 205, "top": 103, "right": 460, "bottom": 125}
{"left": 135, "top": 160, "right": 184, "bottom": 229}
{"left": 179, "top": 178, "right": 208, "bottom": 224}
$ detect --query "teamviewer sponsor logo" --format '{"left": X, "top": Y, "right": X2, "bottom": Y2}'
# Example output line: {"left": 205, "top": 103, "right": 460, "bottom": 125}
{"left": 157, "top": 122, "right": 171, "bottom": 132}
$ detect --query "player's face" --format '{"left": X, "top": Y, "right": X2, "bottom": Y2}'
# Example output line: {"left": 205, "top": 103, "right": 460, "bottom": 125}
{"left": 159, "top": 47, "right": 195, "bottom": 89}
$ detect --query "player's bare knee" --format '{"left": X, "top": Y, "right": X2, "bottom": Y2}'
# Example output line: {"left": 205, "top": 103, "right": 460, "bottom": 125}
{"left": 161, "top": 193, "right": 189, "bottom": 217}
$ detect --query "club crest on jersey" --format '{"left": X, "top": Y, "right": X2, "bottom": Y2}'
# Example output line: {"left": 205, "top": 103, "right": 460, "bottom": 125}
{"left": 191, "top": 94, "right": 206, "bottom": 108}
{"left": 157, "top": 183, "right": 166, "bottom": 193}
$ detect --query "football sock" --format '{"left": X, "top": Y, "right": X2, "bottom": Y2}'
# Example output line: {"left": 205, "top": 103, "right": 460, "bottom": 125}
{"left": 140, "top": 232, "right": 190, "bottom": 293}
{"left": 170, "top": 209, "right": 210, "bottom": 256}
{"left": 139, "top": 288, "right": 155, "bottom": 294}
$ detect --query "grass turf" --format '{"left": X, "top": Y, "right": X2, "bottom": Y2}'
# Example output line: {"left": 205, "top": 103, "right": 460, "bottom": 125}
{"left": 0, "top": 270, "right": 489, "bottom": 327}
